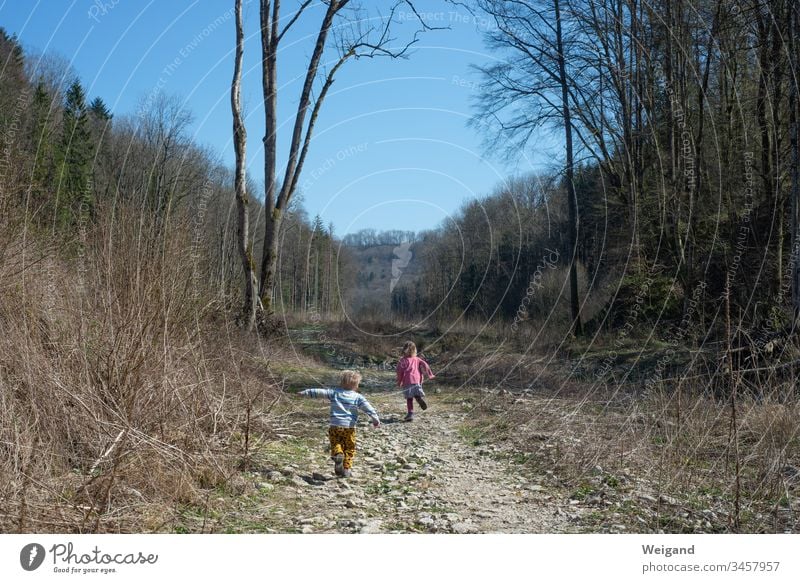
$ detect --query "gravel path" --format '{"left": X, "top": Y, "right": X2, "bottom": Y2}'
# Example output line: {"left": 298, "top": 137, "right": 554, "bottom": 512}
{"left": 255, "top": 393, "right": 575, "bottom": 533}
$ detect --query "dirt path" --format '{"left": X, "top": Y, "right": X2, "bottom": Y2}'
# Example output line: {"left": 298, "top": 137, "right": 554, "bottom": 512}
{"left": 245, "top": 392, "right": 577, "bottom": 533}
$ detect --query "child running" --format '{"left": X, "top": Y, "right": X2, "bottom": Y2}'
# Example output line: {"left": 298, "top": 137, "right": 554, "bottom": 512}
{"left": 396, "top": 341, "right": 435, "bottom": 422}
{"left": 298, "top": 370, "right": 380, "bottom": 478}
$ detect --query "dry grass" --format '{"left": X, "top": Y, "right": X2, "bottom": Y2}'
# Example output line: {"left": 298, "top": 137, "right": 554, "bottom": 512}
{"left": 465, "top": 373, "right": 800, "bottom": 532}
{"left": 0, "top": 203, "right": 283, "bottom": 533}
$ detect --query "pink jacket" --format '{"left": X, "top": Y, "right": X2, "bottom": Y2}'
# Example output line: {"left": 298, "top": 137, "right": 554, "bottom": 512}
{"left": 396, "top": 356, "right": 435, "bottom": 386}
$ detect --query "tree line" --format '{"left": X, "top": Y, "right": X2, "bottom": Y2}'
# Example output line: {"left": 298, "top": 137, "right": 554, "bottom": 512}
{"left": 0, "top": 27, "right": 345, "bottom": 320}
{"left": 342, "top": 229, "right": 418, "bottom": 248}
{"left": 392, "top": 0, "right": 800, "bottom": 346}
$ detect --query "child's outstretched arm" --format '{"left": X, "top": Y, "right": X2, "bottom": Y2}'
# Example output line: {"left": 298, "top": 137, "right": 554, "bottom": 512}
{"left": 358, "top": 396, "right": 381, "bottom": 427}
{"left": 419, "top": 358, "right": 435, "bottom": 380}
{"left": 298, "top": 388, "right": 334, "bottom": 398}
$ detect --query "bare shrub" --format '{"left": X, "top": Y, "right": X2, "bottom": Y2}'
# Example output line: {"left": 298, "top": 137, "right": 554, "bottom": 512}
{"left": 0, "top": 202, "right": 280, "bottom": 533}
{"left": 471, "top": 367, "right": 800, "bottom": 532}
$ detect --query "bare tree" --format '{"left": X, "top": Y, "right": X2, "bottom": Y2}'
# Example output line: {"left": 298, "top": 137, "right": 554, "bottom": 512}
{"left": 137, "top": 92, "right": 193, "bottom": 218}
{"left": 232, "top": 0, "right": 259, "bottom": 330}
{"left": 474, "top": 0, "right": 583, "bottom": 335}
{"left": 255, "top": 0, "right": 435, "bottom": 314}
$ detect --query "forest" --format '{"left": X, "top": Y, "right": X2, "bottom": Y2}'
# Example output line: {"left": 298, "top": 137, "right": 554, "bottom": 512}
{"left": 2, "top": 0, "right": 800, "bottom": 535}
{"left": 392, "top": 0, "right": 800, "bottom": 345}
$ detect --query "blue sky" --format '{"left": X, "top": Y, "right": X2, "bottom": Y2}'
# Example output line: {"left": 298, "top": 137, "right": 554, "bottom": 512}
{"left": 1, "top": 0, "right": 559, "bottom": 234}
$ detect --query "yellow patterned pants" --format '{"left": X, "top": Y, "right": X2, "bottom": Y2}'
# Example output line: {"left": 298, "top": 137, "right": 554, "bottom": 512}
{"left": 328, "top": 426, "right": 357, "bottom": 469}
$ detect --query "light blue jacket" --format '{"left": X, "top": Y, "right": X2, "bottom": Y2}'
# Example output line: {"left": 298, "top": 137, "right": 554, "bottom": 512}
{"left": 299, "top": 387, "right": 380, "bottom": 428}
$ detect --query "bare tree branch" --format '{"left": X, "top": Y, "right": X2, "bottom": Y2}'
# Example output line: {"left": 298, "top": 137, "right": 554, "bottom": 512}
{"left": 277, "top": 0, "right": 314, "bottom": 43}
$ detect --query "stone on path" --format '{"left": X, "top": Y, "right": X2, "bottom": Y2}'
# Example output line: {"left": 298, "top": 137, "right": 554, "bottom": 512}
{"left": 417, "top": 514, "right": 436, "bottom": 531}
{"left": 451, "top": 522, "right": 477, "bottom": 534}
{"left": 359, "top": 519, "right": 383, "bottom": 534}
{"left": 291, "top": 475, "right": 310, "bottom": 487}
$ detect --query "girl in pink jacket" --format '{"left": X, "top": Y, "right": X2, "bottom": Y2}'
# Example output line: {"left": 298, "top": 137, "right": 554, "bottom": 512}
{"left": 396, "top": 341, "right": 435, "bottom": 421}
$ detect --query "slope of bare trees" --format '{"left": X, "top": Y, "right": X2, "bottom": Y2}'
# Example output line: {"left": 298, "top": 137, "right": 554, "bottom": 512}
{"left": 390, "top": 0, "right": 800, "bottom": 350}
{"left": 0, "top": 27, "right": 352, "bottom": 532}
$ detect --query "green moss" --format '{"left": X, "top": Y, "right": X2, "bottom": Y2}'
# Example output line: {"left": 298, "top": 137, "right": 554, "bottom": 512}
{"left": 571, "top": 483, "right": 596, "bottom": 500}
{"left": 510, "top": 453, "right": 531, "bottom": 465}
{"left": 457, "top": 425, "right": 485, "bottom": 446}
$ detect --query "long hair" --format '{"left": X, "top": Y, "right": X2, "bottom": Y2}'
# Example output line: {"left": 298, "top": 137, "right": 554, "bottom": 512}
{"left": 402, "top": 341, "right": 417, "bottom": 357}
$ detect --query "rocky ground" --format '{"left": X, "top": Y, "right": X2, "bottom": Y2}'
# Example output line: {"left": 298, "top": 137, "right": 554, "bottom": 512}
{"left": 168, "top": 326, "right": 800, "bottom": 534}
{"left": 229, "top": 391, "right": 579, "bottom": 534}
{"left": 186, "top": 383, "right": 798, "bottom": 534}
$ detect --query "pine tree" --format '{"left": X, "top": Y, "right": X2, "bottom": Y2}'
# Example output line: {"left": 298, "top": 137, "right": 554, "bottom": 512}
{"left": 87, "top": 96, "right": 113, "bottom": 202}
{"left": 0, "top": 28, "right": 26, "bottom": 219}
{"left": 30, "top": 83, "right": 56, "bottom": 211}
{"left": 57, "top": 79, "right": 94, "bottom": 226}
{"left": 0, "top": 28, "right": 26, "bottom": 128}
{"left": 88, "top": 96, "right": 111, "bottom": 121}
{"left": 88, "top": 96, "right": 112, "bottom": 145}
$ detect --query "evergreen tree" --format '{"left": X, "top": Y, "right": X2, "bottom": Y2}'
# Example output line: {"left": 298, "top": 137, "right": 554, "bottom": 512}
{"left": 0, "top": 28, "right": 27, "bottom": 219}
{"left": 88, "top": 96, "right": 112, "bottom": 145}
{"left": 30, "top": 82, "right": 56, "bottom": 209}
{"left": 88, "top": 96, "right": 112, "bottom": 121}
{"left": 88, "top": 96, "right": 113, "bottom": 201}
{"left": 58, "top": 79, "right": 94, "bottom": 225}
{"left": 0, "top": 28, "right": 26, "bottom": 129}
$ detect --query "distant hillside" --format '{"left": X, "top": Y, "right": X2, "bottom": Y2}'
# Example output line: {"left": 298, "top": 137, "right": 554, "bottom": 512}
{"left": 344, "top": 242, "right": 423, "bottom": 319}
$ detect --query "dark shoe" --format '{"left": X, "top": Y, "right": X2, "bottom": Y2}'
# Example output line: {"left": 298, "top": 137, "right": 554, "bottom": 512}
{"left": 342, "top": 469, "right": 352, "bottom": 478}
{"left": 333, "top": 453, "right": 344, "bottom": 476}
{"left": 415, "top": 396, "right": 428, "bottom": 410}
{"left": 403, "top": 412, "right": 414, "bottom": 422}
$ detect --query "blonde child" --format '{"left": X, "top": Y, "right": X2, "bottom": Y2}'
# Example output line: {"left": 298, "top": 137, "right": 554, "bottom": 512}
{"left": 396, "top": 341, "right": 435, "bottom": 422}
{"left": 299, "top": 370, "right": 380, "bottom": 477}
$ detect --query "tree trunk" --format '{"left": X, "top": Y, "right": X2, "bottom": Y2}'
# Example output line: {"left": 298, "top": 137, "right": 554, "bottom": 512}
{"left": 790, "top": 0, "right": 800, "bottom": 320}
{"left": 304, "top": 228, "right": 314, "bottom": 312}
{"left": 258, "top": 0, "right": 279, "bottom": 308}
{"left": 252, "top": 0, "right": 426, "bottom": 312}
{"left": 258, "top": 1, "right": 339, "bottom": 312}
{"left": 555, "top": 0, "right": 583, "bottom": 336}
{"left": 261, "top": 208, "right": 282, "bottom": 313}
{"left": 231, "top": 0, "right": 258, "bottom": 329}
